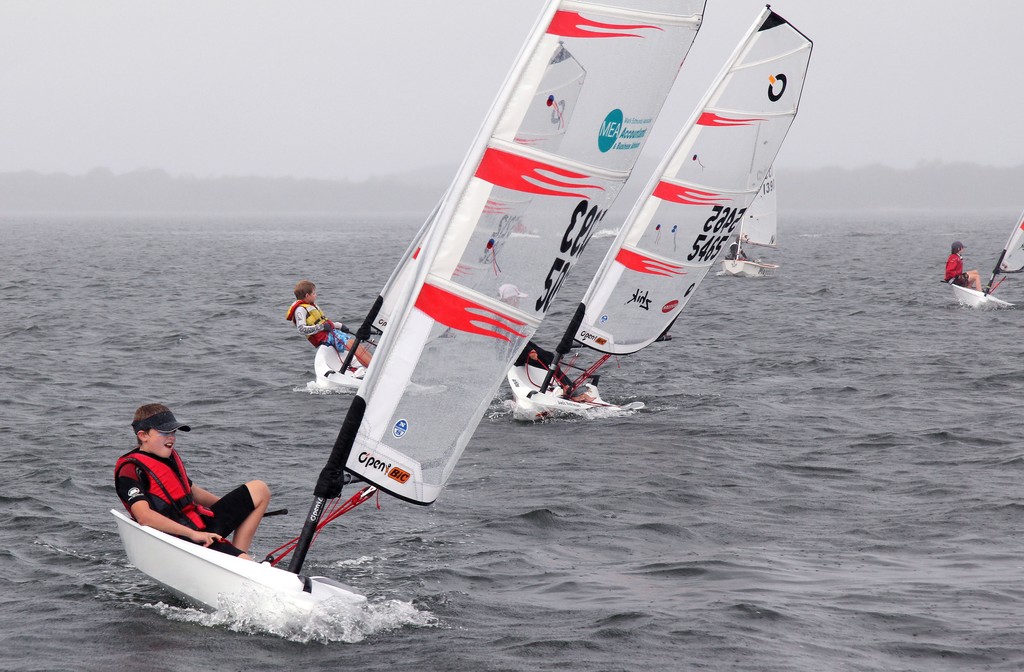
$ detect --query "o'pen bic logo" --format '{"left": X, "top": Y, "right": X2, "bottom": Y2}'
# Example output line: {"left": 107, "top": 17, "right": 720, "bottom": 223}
{"left": 393, "top": 419, "right": 408, "bottom": 439}
{"left": 598, "top": 109, "right": 623, "bottom": 152}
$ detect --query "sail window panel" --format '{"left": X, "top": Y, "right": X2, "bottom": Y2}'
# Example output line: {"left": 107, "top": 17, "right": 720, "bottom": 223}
{"left": 510, "top": 44, "right": 587, "bottom": 153}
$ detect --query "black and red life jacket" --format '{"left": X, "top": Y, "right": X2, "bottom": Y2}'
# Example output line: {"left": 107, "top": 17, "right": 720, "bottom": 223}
{"left": 115, "top": 449, "right": 212, "bottom": 530}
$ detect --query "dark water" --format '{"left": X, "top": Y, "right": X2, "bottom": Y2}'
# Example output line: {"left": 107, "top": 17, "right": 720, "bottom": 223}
{"left": 2, "top": 209, "right": 1023, "bottom": 672}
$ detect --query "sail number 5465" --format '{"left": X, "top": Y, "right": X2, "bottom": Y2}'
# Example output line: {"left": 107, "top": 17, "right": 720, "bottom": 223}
{"left": 687, "top": 205, "right": 746, "bottom": 262}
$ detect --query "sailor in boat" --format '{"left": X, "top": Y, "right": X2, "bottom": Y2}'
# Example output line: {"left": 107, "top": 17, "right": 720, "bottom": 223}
{"left": 514, "top": 341, "right": 597, "bottom": 403}
{"left": 286, "top": 279, "right": 372, "bottom": 368}
{"left": 944, "top": 241, "right": 983, "bottom": 292}
{"left": 114, "top": 404, "right": 271, "bottom": 559}
{"left": 498, "top": 283, "right": 596, "bottom": 404}
{"left": 724, "top": 240, "right": 748, "bottom": 261}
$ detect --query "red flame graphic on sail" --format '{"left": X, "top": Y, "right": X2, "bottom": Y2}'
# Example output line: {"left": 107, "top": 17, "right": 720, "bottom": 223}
{"left": 415, "top": 283, "right": 528, "bottom": 342}
{"left": 615, "top": 248, "right": 687, "bottom": 277}
{"left": 548, "top": 11, "right": 663, "bottom": 39}
{"left": 476, "top": 147, "right": 604, "bottom": 199}
{"left": 652, "top": 182, "right": 728, "bottom": 206}
{"left": 697, "top": 112, "right": 764, "bottom": 127}
{"left": 483, "top": 199, "right": 514, "bottom": 215}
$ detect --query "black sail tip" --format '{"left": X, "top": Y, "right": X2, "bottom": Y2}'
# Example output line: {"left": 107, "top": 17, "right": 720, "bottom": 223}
{"left": 759, "top": 10, "right": 787, "bottom": 31}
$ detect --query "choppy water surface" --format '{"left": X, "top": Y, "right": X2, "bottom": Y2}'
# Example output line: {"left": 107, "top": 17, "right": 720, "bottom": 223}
{"left": 1, "top": 209, "right": 1023, "bottom": 671}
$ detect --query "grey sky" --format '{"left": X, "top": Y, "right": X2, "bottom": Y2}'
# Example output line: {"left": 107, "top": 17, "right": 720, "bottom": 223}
{"left": 2, "top": 1, "right": 1023, "bottom": 181}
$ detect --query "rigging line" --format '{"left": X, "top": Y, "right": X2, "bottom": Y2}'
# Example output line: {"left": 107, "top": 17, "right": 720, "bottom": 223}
{"left": 263, "top": 486, "right": 378, "bottom": 566}
{"left": 568, "top": 353, "right": 610, "bottom": 394}
{"left": 525, "top": 362, "right": 568, "bottom": 390}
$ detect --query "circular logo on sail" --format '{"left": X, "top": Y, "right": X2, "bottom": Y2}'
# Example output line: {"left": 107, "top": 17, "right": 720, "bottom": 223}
{"left": 661, "top": 300, "right": 679, "bottom": 313}
{"left": 767, "top": 73, "right": 787, "bottom": 102}
{"left": 598, "top": 109, "right": 623, "bottom": 153}
{"left": 393, "top": 419, "right": 408, "bottom": 439}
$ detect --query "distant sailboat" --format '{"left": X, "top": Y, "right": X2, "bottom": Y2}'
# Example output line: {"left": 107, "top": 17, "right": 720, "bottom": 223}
{"left": 949, "top": 209, "right": 1023, "bottom": 309}
{"left": 720, "top": 165, "right": 779, "bottom": 277}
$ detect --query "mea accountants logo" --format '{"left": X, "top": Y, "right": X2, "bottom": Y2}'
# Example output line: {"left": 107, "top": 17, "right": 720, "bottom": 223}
{"left": 598, "top": 109, "right": 623, "bottom": 152}
{"left": 661, "top": 299, "right": 679, "bottom": 313}
{"left": 598, "top": 109, "right": 651, "bottom": 153}
{"left": 768, "top": 73, "right": 787, "bottom": 102}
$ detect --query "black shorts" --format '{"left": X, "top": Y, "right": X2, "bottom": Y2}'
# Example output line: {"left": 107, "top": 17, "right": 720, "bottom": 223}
{"left": 202, "top": 484, "right": 255, "bottom": 556}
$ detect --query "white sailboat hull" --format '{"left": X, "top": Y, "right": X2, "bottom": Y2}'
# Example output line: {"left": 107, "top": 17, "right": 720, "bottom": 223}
{"left": 112, "top": 509, "right": 365, "bottom": 611}
{"left": 950, "top": 284, "right": 1013, "bottom": 309}
{"left": 720, "top": 258, "right": 778, "bottom": 278}
{"left": 506, "top": 364, "right": 642, "bottom": 421}
{"left": 313, "top": 345, "right": 365, "bottom": 390}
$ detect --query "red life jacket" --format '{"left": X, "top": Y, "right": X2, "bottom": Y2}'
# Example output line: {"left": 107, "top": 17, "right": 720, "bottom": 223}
{"left": 286, "top": 300, "right": 329, "bottom": 346}
{"left": 944, "top": 253, "right": 964, "bottom": 282}
{"left": 115, "top": 449, "right": 212, "bottom": 530}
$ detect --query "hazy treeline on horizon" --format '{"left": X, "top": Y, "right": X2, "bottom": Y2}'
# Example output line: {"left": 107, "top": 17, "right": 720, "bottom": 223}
{"left": 2, "top": 162, "right": 1023, "bottom": 215}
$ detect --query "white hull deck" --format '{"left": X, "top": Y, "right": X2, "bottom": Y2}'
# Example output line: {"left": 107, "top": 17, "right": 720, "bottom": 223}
{"left": 112, "top": 509, "right": 365, "bottom": 611}
{"left": 950, "top": 284, "right": 1013, "bottom": 309}
{"left": 313, "top": 345, "right": 366, "bottom": 390}
{"left": 720, "top": 258, "right": 778, "bottom": 277}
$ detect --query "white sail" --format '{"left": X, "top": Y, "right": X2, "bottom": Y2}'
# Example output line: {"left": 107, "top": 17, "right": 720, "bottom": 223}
{"left": 338, "top": 0, "right": 707, "bottom": 505}
{"left": 995, "top": 209, "right": 1024, "bottom": 276}
{"left": 738, "top": 165, "right": 777, "bottom": 248}
{"left": 572, "top": 7, "right": 812, "bottom": 356}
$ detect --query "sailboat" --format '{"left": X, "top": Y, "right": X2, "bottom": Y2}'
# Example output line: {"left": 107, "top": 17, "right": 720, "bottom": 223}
{"left": 720, "top": 165, "right": 778, "bottom": 277}
{"left": 113, "top": 0, "right": 707, "bottom": 610}
{"left": 508, "top": 7, "right": 813, "bottom": 420}
{"left": 949, "top": 209, "right": 1024, "bottom": 309}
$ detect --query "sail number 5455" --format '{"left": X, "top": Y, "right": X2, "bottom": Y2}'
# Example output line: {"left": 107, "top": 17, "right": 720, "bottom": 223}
{"left": 687, "top": 205, "right": 746, "bottom": 262}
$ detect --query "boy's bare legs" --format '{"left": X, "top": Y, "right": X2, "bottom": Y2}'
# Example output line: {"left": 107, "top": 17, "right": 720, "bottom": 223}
{"left": 232, "top": 480, "right": 270, "bottom": 555}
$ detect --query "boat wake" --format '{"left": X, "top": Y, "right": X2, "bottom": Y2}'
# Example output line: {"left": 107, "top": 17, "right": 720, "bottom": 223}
{"left": 148, "top": 584, "right": 435, "bottom": 643}
{"left": 499, "top": 398, "right": 643, "bottom": 422}
{"left": 300, "top": 381, "right": 354, "bottom": 395}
